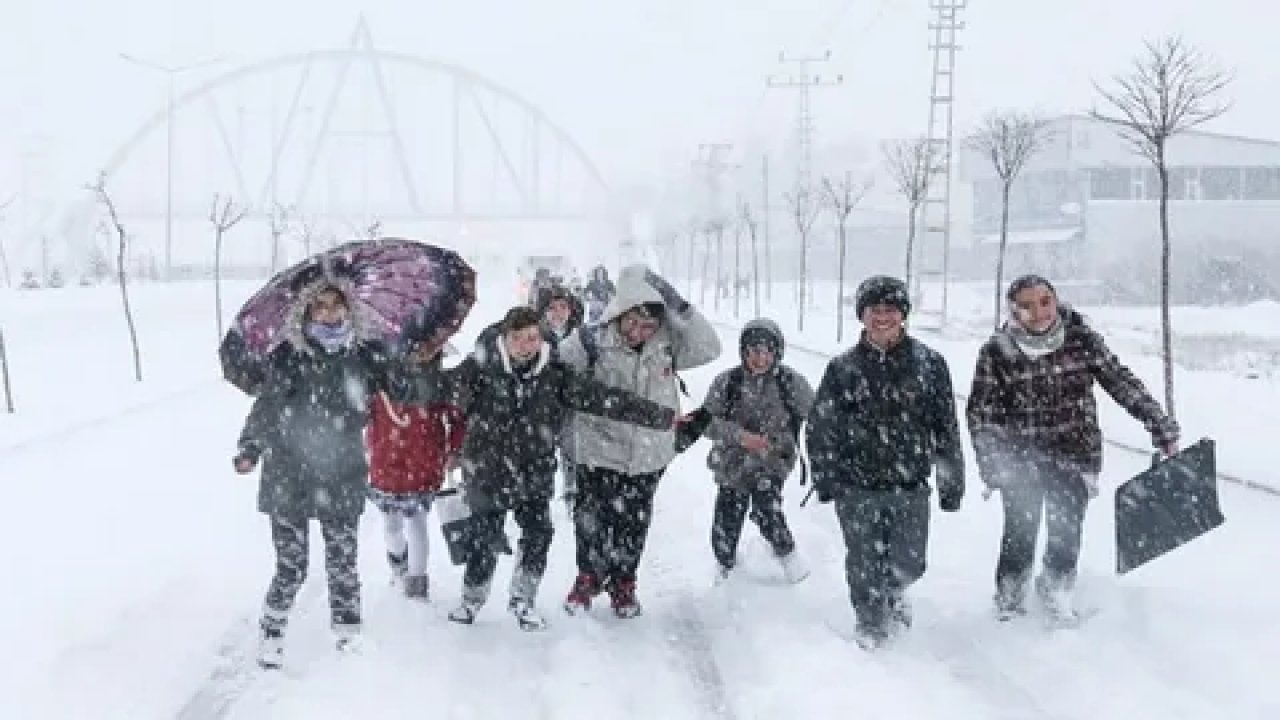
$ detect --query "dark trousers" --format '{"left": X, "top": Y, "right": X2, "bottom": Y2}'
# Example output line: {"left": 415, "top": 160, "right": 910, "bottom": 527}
{"left": 995, "top": 462, "right": 1089, "bottom": 601}
{"left": 573, "top": 465, "right": 663, "bottom": 585}
{"left": 711, "top": 474, "right": 796, "bottom": 568}
{"left": 833, "top": 486, "right": 930, "bottom": 629}
{"left": 261, "top": 513, "right": 361, "bottom": 634}
{"left": 462, "top": 499, "right": 555, "bottom": 593}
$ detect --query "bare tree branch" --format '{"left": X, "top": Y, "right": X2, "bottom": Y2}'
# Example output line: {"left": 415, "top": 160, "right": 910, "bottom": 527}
{"left": 881, "top": 137, "right": 932, "bottom": 208}
{"left": 210, "top": 194, "right": 248, "bottom": 341}
{"left": 822, "top": 172, "right": 874, "bottom": 342}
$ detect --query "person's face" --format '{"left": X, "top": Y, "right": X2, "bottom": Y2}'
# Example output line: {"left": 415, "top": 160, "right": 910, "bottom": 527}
{"left": 546, "top": 299, "right": 572, "bottom": 328}
{"left": 744, "top": 345, "right": 775, "bottom": 375}
{"left": 861, "top": 304, "right": 904, "bottom": 346}
{"left": 620, "top": 310, "right": 660, "bottom": 346}
{"left": 505, "top": 325, "right": 544, "bottom": 363}
{"left": 1012, "top": 284, "right": 1059, "bottom": 333}
{"left": 308, "top": 289, "right": 349, "bottom": 326}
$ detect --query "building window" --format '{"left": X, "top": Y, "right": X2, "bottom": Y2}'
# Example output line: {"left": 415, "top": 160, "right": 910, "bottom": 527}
{"left": 1200, "top": 167, "right": 1242, "bottom": 200}
{"left": 1089, "top": 168, "right": 1129, "bottom": 200}
{"left": 1243, "top": 167, "right": 1280, "bottom": 200}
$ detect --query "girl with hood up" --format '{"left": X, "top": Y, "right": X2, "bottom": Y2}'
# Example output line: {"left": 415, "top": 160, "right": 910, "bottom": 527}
{"left": 966, "top": 274, "right": 1179, "bottom": 624}
{"left": 232, "top": 279, "right": 390, "bottom": 669}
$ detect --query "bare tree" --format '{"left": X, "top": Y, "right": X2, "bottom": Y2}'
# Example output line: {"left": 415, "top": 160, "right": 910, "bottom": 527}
{"left": 366, "top": 219, "right": 383, "bottom": 240}
{"left": 738, "top": 199, "right": 762, "bottom": 318}
{"left": 210, "top": 194, "right": 248, "bottom": 342}
{"left": 881, "top": 137, "right": 932, "bottom": 296}
{"left": 0, "top": 195, "right": 15, "bottom": 288}
{"left": 1092, "top": 36, "right": 1231, "bottom": 423}
{"left": 88, "top": 173, "right": 142, "bottom": 382}
{"left": 295, "top": 215, "right": 318, "bottom": 257}
{"left": 784, "top": 186, "right": 823, "bottom": 332}
{"left": 965, "top": 111, "right": 1054, "bottom": 328}
{"left": 823, "top": 172, "right": 874, "bottom": 343}
{"left": 0, "top": 327, "right": 14, "bottom": 412}
{"left": 268, "top": 203, "right": 291, "bottom": 273}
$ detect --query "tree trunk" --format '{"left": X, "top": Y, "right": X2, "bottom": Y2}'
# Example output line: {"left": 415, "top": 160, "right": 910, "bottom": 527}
{"left": 798, "top": 228, "right": 807, "bottom": 333}
{"left": 699, "top": 231, "right": 712, "bottom": 308}
{"left": 686, "top": 228, "right": 696, "bottom": 296}
{"left": 0, "top": 237, "right": 11, "bottom": 288}
{"left": 837, "top": 221, "right": 848, "bottom": 343}
{"left": 117, "top": 234, "right": 143, "bottom": 382}
{"left": 215, "top": 228, "right": 225, "bottom": 342}
{"left": 0, "top": 327, "right": 14, "bottom": 413}
{"left": 1157, "top": 150, "right": 1177, "bottom": 422}
{"left": 749, "top": 219, "right": 761, "bottom": 318}
{"left": 762, "top": 156, "right": 772, "bottom": 301}
{"left": 714, "top": 226, "right": 724, "bottom": 312}
{"left": 733, "top": 223, "right": 741, "bottom": 319}
{"left": 994, "top": 183, "right": 1012, "bottom": 329}
{"left": 904, "top": 202, "right": 918, "bottom": 299}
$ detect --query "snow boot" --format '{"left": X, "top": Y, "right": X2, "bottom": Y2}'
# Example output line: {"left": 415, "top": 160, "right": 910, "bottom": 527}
{"left": 509, "top": 597, "right": 549, "bottom": 631}
{"left": 1035, "top": 575, "right": 1080, "bottom": 626}
{"left": 256, "top": 628, "right": 285, "bottom": 670}
{"left": 403, "top": 574, "right": 430, "bottom": 602}
{"left": 449, "top": 582, "right": 490, "bottom": 625}
{"left": 333, "top": 623, "right": 363, "bottom": 653}
{"left": 777, "top": 550, "right": 811, "bottom": 584}
{"left": 714, "top": 563, "right": 733, "bottom": 585}
{"left": 387, "top": 550, "right": 409, "bottom": 581}
{"left": 609, "top": 579, "right": 642, "bottom": 619}
{"left": 564, "top": 572, "right": 601, "bottom": 615}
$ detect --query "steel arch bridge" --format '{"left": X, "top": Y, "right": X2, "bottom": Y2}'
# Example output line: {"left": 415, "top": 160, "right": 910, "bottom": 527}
{"left": 94, "top": 19, "right": 622, "bottom": 273}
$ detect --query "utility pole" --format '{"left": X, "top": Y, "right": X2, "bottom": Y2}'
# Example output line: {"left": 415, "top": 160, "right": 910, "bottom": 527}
{"left": 767, "top": 52, "right": 843, "bottom": 195}
{"left": 119, "top": 53, "right": 223, "bottom": 281}
{"left": 916, "top": 1, "right": 966, "bottom": 328}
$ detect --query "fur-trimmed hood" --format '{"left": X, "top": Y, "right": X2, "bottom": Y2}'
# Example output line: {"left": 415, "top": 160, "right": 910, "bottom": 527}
{"left": 471, "top": 323, "right": 552, "bottom": 377}
{"left": 282, "top": 275, "right": 379, "bottom": 355}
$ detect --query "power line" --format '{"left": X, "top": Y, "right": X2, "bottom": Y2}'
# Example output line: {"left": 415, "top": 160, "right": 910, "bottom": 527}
{"left": 766, "top": 52, "right": 844, "bottom": 193}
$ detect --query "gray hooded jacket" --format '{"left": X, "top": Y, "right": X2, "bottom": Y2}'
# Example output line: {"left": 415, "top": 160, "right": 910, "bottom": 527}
{"left": 558, "top": 265, "right": 722, "bottom": 475}
{"left": 702, "top": 318, "right": 815, "bottom": 490}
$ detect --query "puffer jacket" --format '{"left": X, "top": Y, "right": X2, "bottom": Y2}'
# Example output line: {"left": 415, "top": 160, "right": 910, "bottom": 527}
{"left": 434, "top": 323, "right": 676, "bottom": 512}
{"left": 703, "top": 319, "right": 815, "bottom": 489}
{"left": 557, "top": 265, "right": 722, "bottom": 475}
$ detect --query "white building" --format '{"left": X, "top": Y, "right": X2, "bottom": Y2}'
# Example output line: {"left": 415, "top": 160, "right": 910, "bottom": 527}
{"left": 959, "top": 114, "right": 1280, "bottom": 302}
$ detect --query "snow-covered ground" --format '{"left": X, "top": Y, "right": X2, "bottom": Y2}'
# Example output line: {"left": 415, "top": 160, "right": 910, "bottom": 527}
{"left": 1, "top": 278, "right": 1277, "bottom": 719}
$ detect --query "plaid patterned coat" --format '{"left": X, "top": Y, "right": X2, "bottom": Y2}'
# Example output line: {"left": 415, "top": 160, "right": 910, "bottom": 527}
{"left": 965, "top": 308, "right": 1178, "bottom": 483}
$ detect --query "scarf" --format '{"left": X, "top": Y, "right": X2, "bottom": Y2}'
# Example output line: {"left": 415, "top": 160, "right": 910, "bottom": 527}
{"left": 1005, "top": 312, "right": 1065, "bottom": 359}
{"left": 305, "top": 319, "right": 354, "bottom": 353}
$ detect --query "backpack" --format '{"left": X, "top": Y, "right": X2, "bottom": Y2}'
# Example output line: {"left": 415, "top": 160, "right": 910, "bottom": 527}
{"left": 720, "top": 365, "right": 809, "bottom": 485}
{"left": 578, "top": 323, "right": 689, "bottom": 397}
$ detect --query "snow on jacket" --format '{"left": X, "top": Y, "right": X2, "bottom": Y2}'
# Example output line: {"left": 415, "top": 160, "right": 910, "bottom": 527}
{"left": 703, "top": 319, "right": 815, "bottom": 490}
{"left": 806, "top": 333, "right": 964, "bottom": 498}
{"left": 237, "top": 338, "right": 388, "bottom": 520}
{"left": 965, "top": 307, "right": 1179, "bottom": 482}
{"left": 366, "top": 392, "right": 464, "bottom": 494}
{"left": 432, "top": 323, "right": 676, "bottom": 512}
{"left": 557, "top": 265, "right": 722, "bottom": 475}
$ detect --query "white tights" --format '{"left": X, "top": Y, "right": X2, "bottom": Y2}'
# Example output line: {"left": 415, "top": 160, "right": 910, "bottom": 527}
{"left": 381, "top": 510, "right": 431, "bottom": 576}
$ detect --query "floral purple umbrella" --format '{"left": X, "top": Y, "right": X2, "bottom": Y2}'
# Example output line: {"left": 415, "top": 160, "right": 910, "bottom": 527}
{"left": 220, "top": 238, "right": 476, "bottom": 394}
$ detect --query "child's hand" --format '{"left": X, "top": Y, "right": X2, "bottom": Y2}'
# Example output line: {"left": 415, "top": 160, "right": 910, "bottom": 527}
{"left": 739, "top": 431, "right": 769, "bottom": 453}
{"left": 233, "top": 455, "right": 257, "bottom": 474}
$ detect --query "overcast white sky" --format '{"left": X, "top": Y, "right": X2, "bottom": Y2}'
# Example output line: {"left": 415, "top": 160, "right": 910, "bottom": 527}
{"left": 0, "top": 0, "right": 1274, "bottom": 204}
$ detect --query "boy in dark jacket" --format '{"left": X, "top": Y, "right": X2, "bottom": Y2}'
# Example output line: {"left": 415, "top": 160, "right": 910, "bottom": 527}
{"left": 702, "top": 318, "right": 814, "bottom": 583}
{"left": 418, "top": 306, "right": 676, "bottom": 630}
{"left": 232, "top": 280, "right": 388, "bottom": 668}
{"left": 806, "top": 276, "right": 965, "bottom": 650}
{"left": 967, "top": 274, "right": 1178, "bottom": 623}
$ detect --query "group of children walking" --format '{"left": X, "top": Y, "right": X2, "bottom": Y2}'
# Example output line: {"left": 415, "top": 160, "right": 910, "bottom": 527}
{"left": 234, "top": 264, "right": 1178, "bottom": 665}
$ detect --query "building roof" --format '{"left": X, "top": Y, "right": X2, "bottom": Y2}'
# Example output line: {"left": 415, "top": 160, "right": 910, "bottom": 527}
{"left": 1058, "top": 113, "right": 1280, "bottom": 150}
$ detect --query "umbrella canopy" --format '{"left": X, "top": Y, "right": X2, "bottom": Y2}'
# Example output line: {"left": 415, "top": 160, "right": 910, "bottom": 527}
{"left": 220, "top": 238, "right": 476, "bottom": 395}
{"left": 1115, "top": 437, "right": 1224, "bottom": 574}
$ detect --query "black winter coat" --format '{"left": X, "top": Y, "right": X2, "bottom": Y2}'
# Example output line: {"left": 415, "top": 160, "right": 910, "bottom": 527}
{"left": 438, "top": 325, "right": 674, "bottom": 512}
{"left": 238, "top": 339, "right": 388, "bottom": 519}
{"left": 806, "top": 334, "right": 964, "bottom": 499}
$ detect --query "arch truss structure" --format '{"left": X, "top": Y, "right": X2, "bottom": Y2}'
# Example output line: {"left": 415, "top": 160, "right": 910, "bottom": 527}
{"left": 103, "top": 19, "right": 612, "bottom": 233}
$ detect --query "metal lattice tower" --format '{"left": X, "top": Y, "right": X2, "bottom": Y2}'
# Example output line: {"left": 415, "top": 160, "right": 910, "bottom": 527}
{"left": 917, "top": 0, "right": 965, "bottom": 329}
